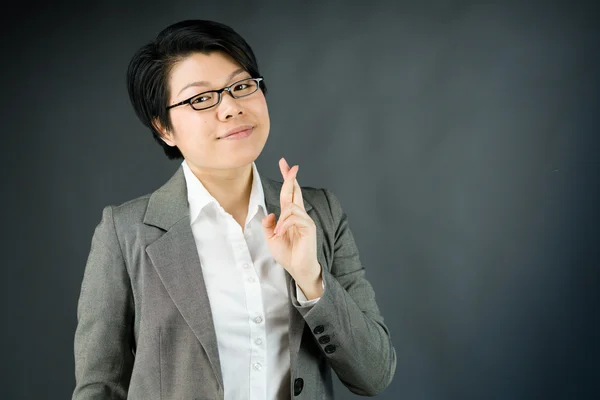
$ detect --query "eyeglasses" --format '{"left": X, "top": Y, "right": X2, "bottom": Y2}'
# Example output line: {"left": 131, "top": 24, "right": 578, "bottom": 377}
{"left": 166, "top": 77, "right": 264, "bottom": 111}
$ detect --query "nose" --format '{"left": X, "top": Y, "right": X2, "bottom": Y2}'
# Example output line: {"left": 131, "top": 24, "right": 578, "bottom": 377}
{"left": 217, "top": 90, "right": 243, "bottom": 120}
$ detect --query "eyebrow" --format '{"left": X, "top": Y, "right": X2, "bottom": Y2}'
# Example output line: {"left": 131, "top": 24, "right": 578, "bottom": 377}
{"left": 176, "top": 68, "right": 247, "bottom": 96}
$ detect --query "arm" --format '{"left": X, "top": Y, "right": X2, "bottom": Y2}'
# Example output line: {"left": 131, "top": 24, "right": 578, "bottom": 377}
{"left": 72, "top": 206, "right": 135, "bottom": 400}
{"left": 292, "top": 189, "right": 397, "bottom": 396}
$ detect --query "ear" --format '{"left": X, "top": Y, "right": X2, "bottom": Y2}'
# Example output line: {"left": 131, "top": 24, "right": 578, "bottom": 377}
{"left": 152, "top": 117, "right": 176, "bottom": 147}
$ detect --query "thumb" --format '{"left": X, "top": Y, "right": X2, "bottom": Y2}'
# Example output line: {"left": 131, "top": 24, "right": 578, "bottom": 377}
{"left": 262, "top": 213, "right": 277, "bottom": 236}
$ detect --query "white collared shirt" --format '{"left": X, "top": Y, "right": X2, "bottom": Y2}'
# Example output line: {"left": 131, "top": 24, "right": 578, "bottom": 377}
{"left": 182, "top": 160, "right": 319, "bottom": 400}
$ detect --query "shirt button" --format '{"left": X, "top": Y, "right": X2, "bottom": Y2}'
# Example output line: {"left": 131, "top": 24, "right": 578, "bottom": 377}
{"left": 242, "top": 263, "right": 251, "bottom": 269}
{"left": 253, "top": 316, "right": 263, "bottom": 324}
{"left": 247, "top": 277, "right": 256, "bottom": 283}
{"left": 255, "top": 338, "right": 263, "bottom": 345}
{"left": 253, "top": 362, "right": 262, "bottom": 371}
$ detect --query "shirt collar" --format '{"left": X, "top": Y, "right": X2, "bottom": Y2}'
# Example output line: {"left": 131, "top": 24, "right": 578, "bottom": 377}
{"left": 247, "top": 161, "right": 268, "bottom": 222}
{"left": 181, "top": 160, "right": 267, "bottom": 224}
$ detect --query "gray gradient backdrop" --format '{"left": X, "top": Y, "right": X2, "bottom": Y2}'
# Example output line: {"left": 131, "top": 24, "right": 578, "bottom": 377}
{"left": 2, "top": 0, "right": 599, "bottom": 399}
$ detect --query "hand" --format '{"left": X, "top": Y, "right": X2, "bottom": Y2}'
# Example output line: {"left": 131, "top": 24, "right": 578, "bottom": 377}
{"left": 261, "top": 158, "right": 322, "bottom": 297}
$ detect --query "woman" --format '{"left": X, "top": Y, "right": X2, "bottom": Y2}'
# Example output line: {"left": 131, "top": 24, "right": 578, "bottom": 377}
{"left": 72, "top": 19, "right": 396, "bottom": 400}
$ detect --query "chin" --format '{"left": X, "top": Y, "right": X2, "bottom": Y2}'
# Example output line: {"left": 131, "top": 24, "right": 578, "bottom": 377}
{"left": 239, "top": 136, "right": 267, "bottom": 161}
{"left": 217, "top": 148, "right": 258, "bottom": 169}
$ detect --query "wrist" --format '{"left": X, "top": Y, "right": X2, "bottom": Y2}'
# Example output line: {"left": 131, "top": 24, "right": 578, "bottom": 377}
{"left": 295, "top": 262, "right": 323, "bottom": 300}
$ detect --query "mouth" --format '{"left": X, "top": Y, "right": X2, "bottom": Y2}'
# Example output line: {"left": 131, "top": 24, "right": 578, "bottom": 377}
{"left": 219, "top": 125, "right": 254, "bottom": 140}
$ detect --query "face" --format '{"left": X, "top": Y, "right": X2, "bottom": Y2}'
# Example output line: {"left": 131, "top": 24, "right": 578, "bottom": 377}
{"left": 159, "top": 51, "right": 270, "bottom": 173}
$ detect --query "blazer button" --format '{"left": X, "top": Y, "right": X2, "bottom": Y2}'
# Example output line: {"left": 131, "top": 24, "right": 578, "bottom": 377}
{"left": 324, "top": 344, "right": 336, "bottom": 354}
{"left": 294, "top": 378, "right": 304, "bottom": 396}
{"left": 313, "top": 325, "right": 325, "bottom": 335}
{"left": 318, "top": 335, "right": 330, "bottom": 344}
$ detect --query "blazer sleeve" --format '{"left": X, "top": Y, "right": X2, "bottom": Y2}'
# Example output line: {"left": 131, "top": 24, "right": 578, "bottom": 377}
{"left": 291, "top": 188, "right": 397, "bottom": 396}
{"left": 72, "top": 205, "right": 135, "bottom": 400}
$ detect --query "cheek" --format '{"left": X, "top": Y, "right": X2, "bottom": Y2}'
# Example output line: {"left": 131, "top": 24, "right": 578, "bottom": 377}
{"left": 251, "top": 95, "right": 270, "bottom": 122}
{"left": 171, "top": 113, "right": 214, "bottom": 144}
{"left": 257, "top": 92, "right": 269, "bottom": 110}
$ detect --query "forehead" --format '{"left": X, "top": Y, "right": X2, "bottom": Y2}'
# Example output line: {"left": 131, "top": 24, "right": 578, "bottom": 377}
{"left": 169, "top": 51, "right": 247, "bottom": 96}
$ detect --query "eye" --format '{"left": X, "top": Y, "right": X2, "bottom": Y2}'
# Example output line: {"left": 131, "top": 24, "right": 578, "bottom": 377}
{"left": 191, "top": 94, "right": 213, "bottom": 104}
{"left": 231, "top": 80, "right": 258, "bottom": 96}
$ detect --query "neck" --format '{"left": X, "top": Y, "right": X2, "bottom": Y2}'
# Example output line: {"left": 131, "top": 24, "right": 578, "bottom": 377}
{"left": 187, "top": 161, "right": 254, "bottom": 218}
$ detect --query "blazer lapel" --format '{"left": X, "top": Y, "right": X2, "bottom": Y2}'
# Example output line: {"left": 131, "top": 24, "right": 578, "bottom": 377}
{"left": 143, "top": 166, "right": 223, "bottom": 389}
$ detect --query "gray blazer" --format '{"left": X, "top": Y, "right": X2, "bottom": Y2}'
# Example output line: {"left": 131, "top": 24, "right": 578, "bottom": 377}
{"left": 72, "top": 166, "right": 396, "bottom": 399}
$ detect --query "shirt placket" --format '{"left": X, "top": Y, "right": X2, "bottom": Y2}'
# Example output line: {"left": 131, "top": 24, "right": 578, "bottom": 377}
{"left": 229, "top": 216, "right": 267, "bottom": 400}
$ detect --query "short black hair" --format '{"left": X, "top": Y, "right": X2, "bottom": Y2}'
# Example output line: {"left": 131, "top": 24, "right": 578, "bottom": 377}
{"left": 126, "top": 20, "right": 267, "bottom": 159}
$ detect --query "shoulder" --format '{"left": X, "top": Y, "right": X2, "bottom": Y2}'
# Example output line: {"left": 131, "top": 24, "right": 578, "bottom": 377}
{"left": 302, "top": 185, "right": 346, "bottom": 225}
{"left": 98, "top": 166, "right": 184, "bottom": 227}
{"left": 110, "top": 193, "right": 152, "bottom": 221}
{"left": 94, "top": 193, "right": 152, "bottom": 236}
{"left": 300, "top": 184, "right": 328, "bottom": 209}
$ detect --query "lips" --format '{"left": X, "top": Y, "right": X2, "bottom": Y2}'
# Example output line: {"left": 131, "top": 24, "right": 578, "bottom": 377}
{"left": 219, "top": 125, "right": 254, "bottom": 139}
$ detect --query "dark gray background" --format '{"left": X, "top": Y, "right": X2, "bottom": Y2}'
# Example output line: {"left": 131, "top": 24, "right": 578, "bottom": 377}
{"left": 2, "top": 0, "right": 598, "bottom": 399}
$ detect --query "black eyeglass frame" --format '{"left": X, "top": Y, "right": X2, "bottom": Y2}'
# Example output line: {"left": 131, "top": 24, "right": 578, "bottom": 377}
{"left": 166, "top": 77, "right": 264, "bottom": 111}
